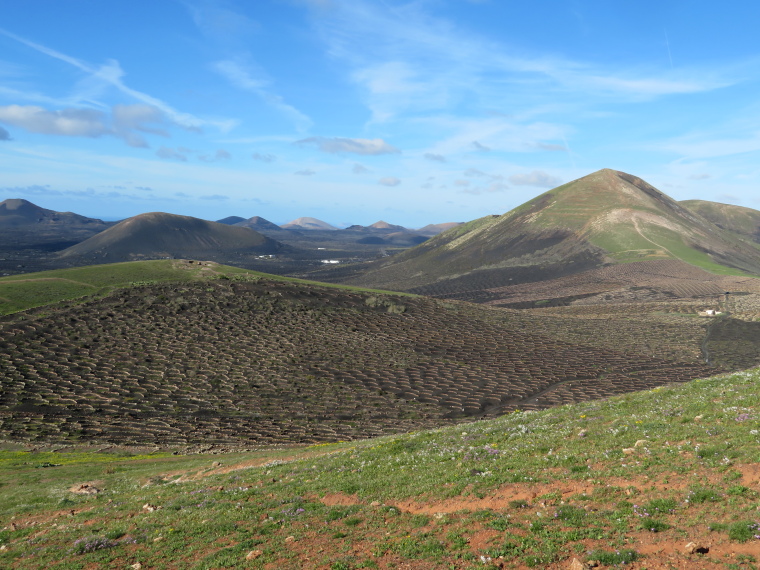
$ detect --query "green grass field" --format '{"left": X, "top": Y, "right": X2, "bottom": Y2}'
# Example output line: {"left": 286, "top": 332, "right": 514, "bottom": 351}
{"left": 2, "top": 366, "right": 760, "bottom": 568}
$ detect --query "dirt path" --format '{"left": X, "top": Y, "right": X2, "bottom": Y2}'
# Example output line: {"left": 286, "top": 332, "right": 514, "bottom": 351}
{"left": 632, "top": 217, "right": 676, "bottom": 258}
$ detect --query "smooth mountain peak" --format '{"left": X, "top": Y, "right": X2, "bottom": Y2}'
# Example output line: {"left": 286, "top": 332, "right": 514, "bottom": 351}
{"left": 280, "top": 217, "right": 337, "bottom": 230}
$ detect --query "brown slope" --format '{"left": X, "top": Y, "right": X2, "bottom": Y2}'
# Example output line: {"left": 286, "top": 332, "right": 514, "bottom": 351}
{"left": 58, "top": 212, "right": 283, "bottom": 261}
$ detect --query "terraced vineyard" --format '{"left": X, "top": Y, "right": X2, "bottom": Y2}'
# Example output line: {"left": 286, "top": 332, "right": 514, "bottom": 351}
{"left": 410, "top": 259, "right": 760, "bottom": 307}
{"left": 0, "top": 274, "right": 732, "bottom": 448}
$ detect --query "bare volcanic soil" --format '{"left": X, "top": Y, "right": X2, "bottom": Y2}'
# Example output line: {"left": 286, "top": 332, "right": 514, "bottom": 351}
{"left": 0, "top": 277, "right": 723, "bottom": 447}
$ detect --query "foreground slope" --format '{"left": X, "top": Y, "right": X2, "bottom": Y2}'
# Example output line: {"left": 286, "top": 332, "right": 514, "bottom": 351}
{"left": 2, "top": 367, "right": 760, "bottom": 569}
{"left": 342, "top": 170, "right": 760, "bottom": 301}
{"left": 5, "top": 260, "right": 757, "bottom": 446}
{"left": 58, "top": 212, "right": 283, "bottom": 262}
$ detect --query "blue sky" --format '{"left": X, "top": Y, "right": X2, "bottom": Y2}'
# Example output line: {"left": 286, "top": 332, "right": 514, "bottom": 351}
{"left": 1, "top": 0, "right": 759, "bottom": 227}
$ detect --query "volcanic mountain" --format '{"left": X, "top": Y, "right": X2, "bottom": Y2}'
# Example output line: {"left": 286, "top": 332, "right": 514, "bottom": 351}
{"left": 216, "top": 216, "right": 246, "bottom": 225}
{"left": 342, "top": 169, "right": 760, "bottom": 300}
{"left": 236, "top": 215, "right": 290, "bottom": 233}
{"left": 58, "top": 212, "right": 283, "bottom": 262}
{"left": 0, "top": 198, "right": 109, "bottom": 229}
{"left": 281, "top": 216, "right": 337, "bottom": 230}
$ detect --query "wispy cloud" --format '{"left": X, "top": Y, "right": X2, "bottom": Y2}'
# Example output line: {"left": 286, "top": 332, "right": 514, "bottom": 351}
{"left": 212, "top": 60, "right": 313, "bottom": 133}
{"left": 297, "top": 136, "right": 400, "bottom": 155}
{"left": 0, "top": 28, "right": 235, "bottom": 133}
{"left": 294, "top": 169, "right": 316, "bottom": 176}
{"left": 0, "top": 125, "right": 12, "bottom": 141}
{"left": 303, "top": 0, "right": 740, "bottom": 129}
{"left": 352, "top": 163, "right": 370, "bottom": 174}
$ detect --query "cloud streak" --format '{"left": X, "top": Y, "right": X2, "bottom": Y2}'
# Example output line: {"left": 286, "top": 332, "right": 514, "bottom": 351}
{"left": 0, "top": 28, "right": 235, "bottom": 132}
{"left": 297, "top": 136, "right": 400, "bottom": 155}
{"left": 212, "top": 60, "right": 313, "bottom": 133}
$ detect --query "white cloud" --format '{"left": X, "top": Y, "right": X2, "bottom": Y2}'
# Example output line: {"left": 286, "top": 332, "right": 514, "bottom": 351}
{"left": 0, "top": 105, "right": 109, "bottom": 137}
{"left": 295, "top": 169, "right": 316, "bottom": 176}
{"left": 509, "top": 170, "right": 561, "bottom": 187}
{"left": 297, "top": 136, "right": 400, "bottom": 155}
{"left": 688, "top": 173, "right": 711, "bottom": 180}
{"left": 472, "top": 141, "right": 491, "bottom": 152}
{"left": 0, "top": 103, "right": 174, "bottom": 148}
{"left": 378, "top": 177, "right": 401, "bottom": 186}
{"left": 352, "top": 163, "right": 370, "bottom": 174}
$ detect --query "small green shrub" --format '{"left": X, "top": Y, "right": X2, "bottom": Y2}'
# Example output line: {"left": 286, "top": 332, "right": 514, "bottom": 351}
{"left": 687, "top": 486, "right": 722, "bottom": 504}
{"left": 728, "top": 521, "right": 760, "bottom": 543}
{"left": 588, "top": 549, "right": 639, "bottom": 565}
{"left": 646, "top": 498, "right": 677, "bottom": 514}
{"left": 638, "top": 519, "right": 670, "bottom": 533}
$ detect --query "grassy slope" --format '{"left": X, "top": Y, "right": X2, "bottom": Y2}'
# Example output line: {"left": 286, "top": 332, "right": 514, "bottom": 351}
{"left": 0, "top": 260, "right": 410, "bottom": 315}
{"left": 1, "top": 366, "right": 760, "bottom": 568}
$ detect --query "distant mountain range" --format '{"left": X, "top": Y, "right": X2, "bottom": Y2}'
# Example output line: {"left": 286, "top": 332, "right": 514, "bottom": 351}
{"left": 342, "top": 169, "right": 760, "bottom": 302}
{"left": 214, "top": 215, "right": 458, "bottom": 247}
{"left": 5, "top": 170, "right": 760, "bottom": 298}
